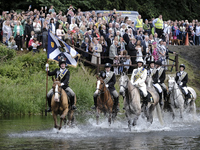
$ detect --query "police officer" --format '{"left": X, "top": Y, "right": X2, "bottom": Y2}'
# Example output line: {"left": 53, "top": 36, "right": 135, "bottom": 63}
{"left": 92, "top": 63, "right": 119, "bottom": 111}
{"left": 147, "top": 60, "right": 163, "bottom": 106}
{"left": 131, "top": 57, "right": 153, "bottom": 107}
{"left": 175, "top": 64, "right": 190, "bottom": 105}
{"left": 45, "top": 56, "right": 76, "bottom": 112}
{"left": 155, "top": 60, "right": 167, "bottom": 103}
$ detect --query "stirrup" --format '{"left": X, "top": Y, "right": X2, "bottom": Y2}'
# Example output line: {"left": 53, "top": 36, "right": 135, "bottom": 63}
{"left": 91, "top": 105, "right": 96, "bottom": 110}
{"left": 71, "top": 105, "right": 77, "bottom": 110}
{"left": 47, "top": 107, "right": 52, "bottom": 112}
{"left": 149, "top": 97, "right": 154, "bottom": 103}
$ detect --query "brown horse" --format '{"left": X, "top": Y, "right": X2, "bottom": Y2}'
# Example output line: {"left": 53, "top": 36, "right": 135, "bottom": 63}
{"left": 94, "top": 76, "right": 117, "bottom": 125}
{"left": 51, "top": 77, "right": 75, "bottom": 130}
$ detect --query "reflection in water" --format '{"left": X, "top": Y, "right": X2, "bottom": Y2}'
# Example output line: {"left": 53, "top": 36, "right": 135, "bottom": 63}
{"left": 1, "top": 111, "right": 200, "bottom": 149}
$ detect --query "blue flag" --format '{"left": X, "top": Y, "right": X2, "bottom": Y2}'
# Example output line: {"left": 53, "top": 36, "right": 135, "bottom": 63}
{"left": 47, "top": 31, "right": 80, "bottom": 67}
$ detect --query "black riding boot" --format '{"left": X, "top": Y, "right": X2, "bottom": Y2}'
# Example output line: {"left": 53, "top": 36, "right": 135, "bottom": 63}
{"left": 159, "top": 93, "right": 163, "bottom": 106}
{"left": 114, "top": 97, "right": 119, "bottom": 112}
{"left": 185, "top": 93, "right": 190, "bottom": 106}
{"left": 47, "top": 97, "right": 52, "bottom": 112}
{"left": 70, "top": 96, "right": 77, "bottom": 110}
{"left": 91, "top": 96, "right": 97, "bottom": 110}
{"left": 163, "top": 89, "right": 167, "bottom": 101}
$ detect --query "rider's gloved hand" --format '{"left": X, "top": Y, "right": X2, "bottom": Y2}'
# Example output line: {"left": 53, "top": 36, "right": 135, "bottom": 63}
{"left": 106, "top": 84, "right": 109, "bottom": 88}
{"left": 179, "top": 82, "right": 183, "bottom": 86}
{"left": 61, "top": 83, "right": 64, "bottom": 86}
{"left": 45, "top": 63, "right": 49, "bottom": 71}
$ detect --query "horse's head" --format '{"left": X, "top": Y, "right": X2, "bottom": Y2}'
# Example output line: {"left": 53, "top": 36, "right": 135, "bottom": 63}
{"left": 146, "top": 75, "right": 153, "bottom": 87}
{"left": 94, "top": 75, "right": 105, "bottom": 95}
{"left": 168, "top": 75, "right": 176, "bottom": 92}
{"left": 119, "top": 72, "right": 129, "bottom": 96}
{"left": 52, "top": 77, "right": 62, "bottom": 102}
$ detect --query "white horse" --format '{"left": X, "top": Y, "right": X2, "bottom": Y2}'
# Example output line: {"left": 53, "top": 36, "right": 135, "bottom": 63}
{"left": 119, "top": 73, "right": 163, "bottom": 130}
{"left": 168, "top": 75, "right": 197, "bottom": 119}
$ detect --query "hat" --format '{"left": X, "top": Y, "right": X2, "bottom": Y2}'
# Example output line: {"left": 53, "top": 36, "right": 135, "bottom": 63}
{"left": 155, "top": 60, "right": 162, "bottom": 66}
{"left": 59, "top": 56, "right": 66, "bottom": 67}
{"left": 152, "top": 41, "right": 157, "bottom": 45}
{"left": 105, "top": 63, "right": 111, "bottom": 68}
{"left": 159, "top": 39, "right": 163, "bottom": 43}
{"left": 179, "top": 64, "right": 185, "bottom": 69}
{"left": 136, "top": 57, "right": 144, "bottom": 64}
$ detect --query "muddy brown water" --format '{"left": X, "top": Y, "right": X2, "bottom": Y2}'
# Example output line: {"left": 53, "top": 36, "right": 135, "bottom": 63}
{"left": 1, "top": 111, "right": 200, "bottom": 150}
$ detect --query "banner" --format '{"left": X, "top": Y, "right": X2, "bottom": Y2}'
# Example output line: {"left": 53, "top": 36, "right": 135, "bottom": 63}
{"left": 47, "top": 31, "right": 80, "bottom": 67}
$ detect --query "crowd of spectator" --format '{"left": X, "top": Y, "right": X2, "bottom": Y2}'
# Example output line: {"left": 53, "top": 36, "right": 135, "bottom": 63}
{"left": 0, "top": 5, "right": 199, "bottom": 73}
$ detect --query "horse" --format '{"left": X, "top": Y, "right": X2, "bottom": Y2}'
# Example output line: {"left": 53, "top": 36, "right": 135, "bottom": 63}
{"left": 119, "top": 73, "right": 141, "bottom": 130}
{"left": 51, "top": 77, "right": 75, "bottom": 130}
{"left": 168, "top": 75, "right": 197, "bottom": 119}
{"left": 119, "top": 73, "right": 163, "bottom": 131}
{"left": 94, "top": 76, "right": 117, "bottom": 125}
{"left": 145, "top": 75, "right": 163, "bottom": 125}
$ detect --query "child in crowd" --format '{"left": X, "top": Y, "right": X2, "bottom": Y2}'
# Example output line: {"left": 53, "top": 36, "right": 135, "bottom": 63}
{"left": 8, "top": 36, "right": 18, "bottom": 50}
{"left": 14, "top": 31, "right": 23, "bottom": 51}
{"left": 124, "top": 55, "right": 132, "bottom": 73}
{"left": 118, "top": 50, "right": 127, "bottom": 73}
{"left": 152, "top": 42, "right": 159, "bottom": 61}
{"left": 113, "top": 55, "right": 119, "bottom": 75}
{"left": 32, "top": 38, "right": 41, "bottom": 53}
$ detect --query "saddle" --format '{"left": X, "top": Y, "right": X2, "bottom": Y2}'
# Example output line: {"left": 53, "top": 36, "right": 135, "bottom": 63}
{"left": 139, "top": 89, "right": 154, "bottom": 104}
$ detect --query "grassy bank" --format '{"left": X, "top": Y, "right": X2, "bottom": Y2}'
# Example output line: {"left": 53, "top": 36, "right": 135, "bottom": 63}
{"left": 0, "top": 45, "right": 199, "bottom": 116}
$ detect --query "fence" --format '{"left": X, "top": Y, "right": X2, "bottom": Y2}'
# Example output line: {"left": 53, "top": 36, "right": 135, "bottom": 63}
{"left": 74, "top": 46, "right": 179, "bottom": 74}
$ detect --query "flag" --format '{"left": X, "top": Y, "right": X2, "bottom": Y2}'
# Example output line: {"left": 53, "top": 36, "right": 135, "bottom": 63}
{"left": 47, "top": 31, "right": 80, "bottom": 67}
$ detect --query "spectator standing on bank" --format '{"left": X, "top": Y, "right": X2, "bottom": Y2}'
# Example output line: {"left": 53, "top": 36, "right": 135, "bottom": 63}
{"left": 153, "top": 15, "right": 164, "bottom": 38}
{"left": 24, "top": 19, "right": 34, "bottom": 51}
{"left": 134, "top": 15, "right": 143, "bottom": 31}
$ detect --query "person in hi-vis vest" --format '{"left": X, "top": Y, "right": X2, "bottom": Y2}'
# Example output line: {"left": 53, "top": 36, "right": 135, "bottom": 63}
{"left": 134, "top": 15, "right": 143, "bottom": 30}
{"left": 153, "top": 15, "right": 164, "bottom": 38}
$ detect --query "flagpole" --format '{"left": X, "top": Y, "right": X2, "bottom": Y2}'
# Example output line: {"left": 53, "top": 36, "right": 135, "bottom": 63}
{"left": 45, "top": 59, "right": 48, "bottom": 116}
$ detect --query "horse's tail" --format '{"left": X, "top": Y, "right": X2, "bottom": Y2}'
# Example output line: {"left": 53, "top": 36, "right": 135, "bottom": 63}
{"left": 156, "top": 103, "right": 164, "bottom": 125}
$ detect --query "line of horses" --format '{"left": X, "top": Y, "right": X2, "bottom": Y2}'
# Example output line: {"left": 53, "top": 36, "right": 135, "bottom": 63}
{"left": 50, "top": 73, "right": 197, "bottom": 131}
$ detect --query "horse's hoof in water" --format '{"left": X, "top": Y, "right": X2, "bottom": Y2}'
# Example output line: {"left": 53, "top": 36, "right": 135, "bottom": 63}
{"left": 58, "top": 126, "right": 62, "bottom": 130}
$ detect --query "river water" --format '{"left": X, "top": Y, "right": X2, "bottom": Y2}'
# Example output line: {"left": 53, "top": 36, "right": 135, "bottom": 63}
{"left": 1, "top": 110, "right": 200, "bottom": 150}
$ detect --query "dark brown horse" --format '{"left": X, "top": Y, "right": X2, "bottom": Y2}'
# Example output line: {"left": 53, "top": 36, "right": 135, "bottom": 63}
{"left": 94, "top": 76, "right": 117, "bottom": 125}
{"left": 51, "top": 77, "right": 75, "bottom": 130}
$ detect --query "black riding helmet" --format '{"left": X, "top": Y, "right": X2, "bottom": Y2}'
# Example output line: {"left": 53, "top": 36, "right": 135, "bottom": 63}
{"left": 105, "top": 63, "right": 111, "bottom": 68}
{"left": 59, "top": 56, "right": 66, "bottom": 67}
{"left": 155, "top": 60, "right": 162, "bottom": 66}
{"left": 180, "top": 64, "right": 185, "bottom": 70}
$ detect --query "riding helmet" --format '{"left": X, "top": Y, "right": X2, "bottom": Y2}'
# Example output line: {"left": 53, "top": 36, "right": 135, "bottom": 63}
{"left": 105, "top": 63, "right": 111, "bottom": 68}
{"left": 59, "top": 56, "right": 66, "bottom": 67}
{"left": 155, "top": 60, "right": 162, "bottom": 66}
{"left": 179, "top": 64, "right": 185, "bottom": 69}
{"left": 136, "top": 57, "right": 144, "bottom": 65}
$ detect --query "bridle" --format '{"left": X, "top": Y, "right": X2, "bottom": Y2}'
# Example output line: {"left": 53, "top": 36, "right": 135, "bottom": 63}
{"left": 96, "top": 79, "right": 105, "bottom": 95}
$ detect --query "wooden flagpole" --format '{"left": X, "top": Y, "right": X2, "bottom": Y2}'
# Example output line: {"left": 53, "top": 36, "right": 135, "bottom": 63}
{"left": 45, "top": 59, "right": 48, "bottom": 116}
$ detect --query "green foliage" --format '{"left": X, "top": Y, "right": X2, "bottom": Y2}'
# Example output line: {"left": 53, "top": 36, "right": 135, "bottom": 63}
{"left": 0, "top": 45, "right": 16, "bottom": 62}
{"left": 1, "top": 0, "right": 200, "bottom": 21}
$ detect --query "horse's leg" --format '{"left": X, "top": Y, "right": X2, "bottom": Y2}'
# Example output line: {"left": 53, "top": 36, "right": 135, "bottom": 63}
{"left": 108, "top": 112, "right": 111, "bottom": 126}
{"left": 132, "top": 115, "right": 139, "bottom": 126}
{"left": 180, "top": 106, "right": 183, "bottom": 119}
{"left": 52, "top": 111, "right": 58, "bottom": 129}
{"left": 67, "top": 110, "right": 75, "bottom": 126}
{"left": 59, "top": 108, "right": 69, "bottom": 130}
{"left": 96, "top": 109, "right": 100, "bottom": 125}
{"left": 147, "top": 105, "right": 154, "bottom": 124}
{"left": 128, "top": 119, "right": 131, "bottom": 131}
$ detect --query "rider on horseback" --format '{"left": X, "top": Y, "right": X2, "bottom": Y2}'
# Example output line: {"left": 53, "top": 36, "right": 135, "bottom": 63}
{"left": 131, "top": 57, "right": 153, "bottom": 107}
{"left": 92, "top": 63, "right": 119, "bottom": 111}
{"left": 155, "top": 60, "right": 168, "bottom": 104}
{"left": 147, "top": 60, "right": 163, "bottom": 106}
{"left": 175, "top": 64, "right": 191, "bottom": 105}
{"left": 45, "top": 56, "right": 76, "bottom": 112}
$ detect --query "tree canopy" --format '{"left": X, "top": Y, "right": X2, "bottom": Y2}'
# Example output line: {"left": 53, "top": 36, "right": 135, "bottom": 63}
{"left": 0, "top": 0, "right": 200, "bottom": 21}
